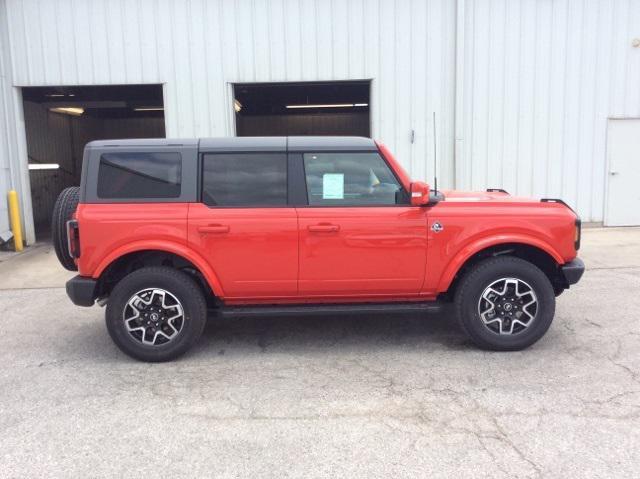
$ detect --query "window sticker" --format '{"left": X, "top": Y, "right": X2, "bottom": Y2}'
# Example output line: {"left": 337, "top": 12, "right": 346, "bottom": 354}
{"left": 322, "top": 173, "right": 344, "bottom": 199}
{"left": 369, "top": 168, "right": 380, "bottom": 192}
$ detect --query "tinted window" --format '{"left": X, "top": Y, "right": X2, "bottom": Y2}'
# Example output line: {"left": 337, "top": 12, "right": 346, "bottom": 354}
{"left": 303, "top": 152, "right": 404, "bottom": 206}
{"left": 202, "top": 153, "right": 287, "bottom": 206}
{"left": 97, "top": 152, "right": 181, "bottom": 199}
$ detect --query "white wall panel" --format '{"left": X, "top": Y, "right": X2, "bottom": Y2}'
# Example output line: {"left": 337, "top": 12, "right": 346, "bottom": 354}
{"left": 459, "top": 0, "right": 640, "bottom": 222}
{"left": 2, "top": 0, "right": 456, "bottom": 191}
{"left": 1, "top": 0, "right": 34, "bottom": 242}
{"left": 0, "top": 1, "right": 12, "bottom": 235}
{"left": 4, "top": 0, "right": 636, "bottom": 232}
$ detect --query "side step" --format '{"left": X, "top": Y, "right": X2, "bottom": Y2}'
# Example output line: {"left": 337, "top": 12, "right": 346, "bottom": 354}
{"left": 213, "top": 301, "right": 444, "bottom": 318}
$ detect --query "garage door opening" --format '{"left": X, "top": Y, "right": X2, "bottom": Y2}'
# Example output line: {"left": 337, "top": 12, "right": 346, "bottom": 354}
{"left": 233, "top": 81, "right": 370, "bottom": 137}
{"left": 22, "top": 84, "right": 165, "bottom": 239}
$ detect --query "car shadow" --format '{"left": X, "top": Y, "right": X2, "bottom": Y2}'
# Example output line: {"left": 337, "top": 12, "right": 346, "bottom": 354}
{"left": 193, "top": 305, "right": 473, "bottom": 357}
{"left": 59, "top": 305, "right": 473, "bottom": 364}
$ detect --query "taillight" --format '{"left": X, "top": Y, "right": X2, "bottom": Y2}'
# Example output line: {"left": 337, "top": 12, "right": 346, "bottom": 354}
{"left": 574, "top": 217, "right": 581, "bottom": 251}
{"left": 66, "top": 219, "right": 80, "bottom": 258}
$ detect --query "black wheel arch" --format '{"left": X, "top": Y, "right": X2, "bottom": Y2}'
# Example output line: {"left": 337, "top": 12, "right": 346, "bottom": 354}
{"left": 443, "top": 243, "right": 566, "bottom": 301}
{"left": 96, "top": 250, "right": 217, "bottom": 307}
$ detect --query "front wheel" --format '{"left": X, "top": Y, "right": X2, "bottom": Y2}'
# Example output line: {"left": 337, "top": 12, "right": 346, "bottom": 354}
{"left": 454, "top": 256, "right": 556, "bottom": 351}
{"left": 106, "top": 267, "right": 207, "bottom": 362}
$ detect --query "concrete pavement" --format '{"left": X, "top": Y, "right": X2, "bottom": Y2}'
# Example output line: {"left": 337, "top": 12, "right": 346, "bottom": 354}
{"left": 0, "top": 228, "right": 639, "bottom": 478}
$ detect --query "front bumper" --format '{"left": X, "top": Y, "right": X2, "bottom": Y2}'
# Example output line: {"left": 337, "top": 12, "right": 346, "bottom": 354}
{"left": 561, "top": 258, "right": 585, "bottom": 286}
{"left": 66, "top": 275, "right": 98, "bottom": 307}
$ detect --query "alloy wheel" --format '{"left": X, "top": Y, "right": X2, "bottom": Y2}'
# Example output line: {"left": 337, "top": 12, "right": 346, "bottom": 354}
{"left": 477, "top": 277, "right": 538, "bottom": 335}
{"left": 123, "top": 288, "right": 185, "bottom": 346}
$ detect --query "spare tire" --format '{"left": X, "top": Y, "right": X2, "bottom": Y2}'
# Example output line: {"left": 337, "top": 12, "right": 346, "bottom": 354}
{"left": 52, "top": 186, "right": 80, "bottom": 271}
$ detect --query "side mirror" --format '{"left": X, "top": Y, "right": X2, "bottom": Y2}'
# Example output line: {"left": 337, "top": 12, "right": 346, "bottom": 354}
{"left": 410, "top": 181, "right": 430, "bottom": 206}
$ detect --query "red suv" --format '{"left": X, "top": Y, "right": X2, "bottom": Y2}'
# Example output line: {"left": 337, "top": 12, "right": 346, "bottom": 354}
{"left": 53, "top": 137, "right": 584, "bottom": 361}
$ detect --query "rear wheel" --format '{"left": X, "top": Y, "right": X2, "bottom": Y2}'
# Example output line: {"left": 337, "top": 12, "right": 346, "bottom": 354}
{"left": 51, "top": 186, "right": 80, "bottom": 271}
{"left": 106, "top": 266, "right": 207, "bottom": 362}
{"left": 454, "top": 256, "right": 556, "bottom": 351}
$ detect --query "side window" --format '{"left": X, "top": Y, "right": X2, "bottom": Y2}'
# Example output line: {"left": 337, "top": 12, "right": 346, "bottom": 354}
{"left": 303, "top": 152, "right": 406, "bottom": 206}
{"left": 202, "top": 153, "right": 287, "bottom": 207}
{"left": 97, "top": 152, "right": 182, "bottom": 199}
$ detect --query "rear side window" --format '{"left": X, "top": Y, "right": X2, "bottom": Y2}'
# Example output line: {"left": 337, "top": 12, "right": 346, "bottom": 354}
{"left": 97, "top": 152, "right": 182, "bottom": 199}
{"left": 202, "top": 153, "right": 287, "bottom": 207}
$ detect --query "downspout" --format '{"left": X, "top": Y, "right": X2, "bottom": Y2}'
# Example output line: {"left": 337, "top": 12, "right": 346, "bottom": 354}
{"left": 454, "top": 0, "right": 465, "bottom": 190}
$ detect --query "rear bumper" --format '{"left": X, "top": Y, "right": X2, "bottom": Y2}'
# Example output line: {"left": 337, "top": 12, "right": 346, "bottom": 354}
{"left": 66, "top": 275, "right": 98, "bottom": 307}
{"left": 561, "top": 258, "right": 585, "bottom": 285}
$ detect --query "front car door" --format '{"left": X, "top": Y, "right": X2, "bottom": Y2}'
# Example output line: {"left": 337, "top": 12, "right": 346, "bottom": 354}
{"left": 294, "top": 148, "right": 428, "bottom": 298}
{"left": 188, "top": 142, "right": 298, "bottom": 300}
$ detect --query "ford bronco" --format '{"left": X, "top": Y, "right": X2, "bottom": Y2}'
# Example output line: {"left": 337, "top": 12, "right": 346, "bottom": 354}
{"left": 53, "top": 137, "right": 584, "bottom": 362}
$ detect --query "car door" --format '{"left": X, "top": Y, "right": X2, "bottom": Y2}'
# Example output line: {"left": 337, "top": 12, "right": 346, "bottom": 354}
{"left": 187, "top": 150, "right": 298, "bottom": 299}
{"left": 295, "top": 150, "right": 428, "bottom": 297}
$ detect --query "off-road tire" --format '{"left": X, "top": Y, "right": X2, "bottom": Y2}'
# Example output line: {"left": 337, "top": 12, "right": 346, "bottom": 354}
{"left": 106, "top": 267, "right": 207, "bottom": 362}
{"left": 454, "top": 256, "right": 556, "bottom": 351}
{"left": 51, "top": 186, "right": 80, "bottom": 271}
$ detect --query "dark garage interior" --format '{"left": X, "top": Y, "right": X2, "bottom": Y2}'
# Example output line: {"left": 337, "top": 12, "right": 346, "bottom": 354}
{"left": 23, "top": 81, "right": 370, "bottom": 238}
{"left": 233, "top": 81, "right": 370, "bottom": 137}
{"left": 22, "top": 84, "right": 165, "bottom": 238}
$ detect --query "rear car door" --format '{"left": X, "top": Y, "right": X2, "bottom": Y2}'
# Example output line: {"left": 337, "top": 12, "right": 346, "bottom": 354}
{"left": 294, "top": 150, "right": 428, "bottom": 297}
{"left": 187, "top": 143, "right": 298, "bottom": 299}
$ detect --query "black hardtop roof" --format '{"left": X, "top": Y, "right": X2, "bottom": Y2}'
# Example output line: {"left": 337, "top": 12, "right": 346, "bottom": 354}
{"left": 86, "top": 136, "right": 378, "bottom": 152}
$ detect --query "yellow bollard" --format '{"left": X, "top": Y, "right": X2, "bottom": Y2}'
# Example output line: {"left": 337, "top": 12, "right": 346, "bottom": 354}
{"left": 7, "top": 190, "right": 24, "bottom": 252}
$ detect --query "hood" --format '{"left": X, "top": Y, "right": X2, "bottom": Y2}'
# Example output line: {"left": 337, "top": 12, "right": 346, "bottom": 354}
{"left": 440, "top": 189, "right": 539, "bottom": 203}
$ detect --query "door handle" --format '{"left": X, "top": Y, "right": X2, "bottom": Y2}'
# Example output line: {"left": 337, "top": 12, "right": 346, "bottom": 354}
{"left": 308, "top": 224, "right": 340, "bottom": 233}
{"left": 198, "top": 225, "right": 230, "bottom": 234}
{"left": 609, "top": 171, "right": 619, "bottom": 176}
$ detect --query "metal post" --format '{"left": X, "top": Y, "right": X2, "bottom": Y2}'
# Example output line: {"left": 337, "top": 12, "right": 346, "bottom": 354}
{"left": 7, "top": 190, "right": 23, "bottom": 252}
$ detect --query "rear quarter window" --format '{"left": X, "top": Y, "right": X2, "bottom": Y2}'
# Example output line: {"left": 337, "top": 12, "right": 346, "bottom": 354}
{"left": 97, "top": 152, "right": 182, "bottom": 199}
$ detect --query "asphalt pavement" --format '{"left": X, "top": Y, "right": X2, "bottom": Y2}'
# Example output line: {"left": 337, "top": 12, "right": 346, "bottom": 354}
{"left": 1, "top": 228, "right": 639, "bottom": 478}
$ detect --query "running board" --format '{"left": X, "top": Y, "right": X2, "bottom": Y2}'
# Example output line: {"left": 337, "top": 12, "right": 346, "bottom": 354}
{"left": 213, "top": 301, "right": 444, "bottom": 318}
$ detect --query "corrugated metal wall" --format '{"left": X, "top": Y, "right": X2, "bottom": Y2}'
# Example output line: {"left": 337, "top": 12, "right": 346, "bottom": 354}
{"left": 1, "top": 0, "right": 639, "bottom": 234}
{"left": 458, "top": 0, "right": 640, "bottom": 222}
{"left": 0, "top": 12, "right": 13, "bottom": 236}
{"left": 3, "top": 0, "right": 456, "bottom": 185}
{"left": 0, "top": 0, "right": 31, "bottom": 239}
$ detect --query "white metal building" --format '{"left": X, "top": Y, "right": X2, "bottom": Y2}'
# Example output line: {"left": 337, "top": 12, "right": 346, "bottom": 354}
{"left": 1, "top": 0, "right": 639, "bottom": 245}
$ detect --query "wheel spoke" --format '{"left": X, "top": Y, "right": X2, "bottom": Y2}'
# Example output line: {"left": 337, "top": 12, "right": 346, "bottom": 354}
{"left": 521, "top": 299, "right": 537, "bottom": 321}
{"left": 129, "top": 292, "right": 151, "bottom": 309}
